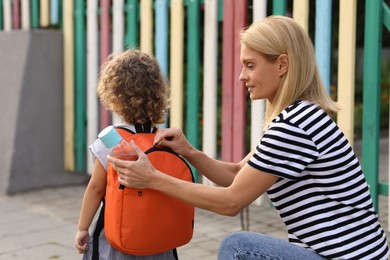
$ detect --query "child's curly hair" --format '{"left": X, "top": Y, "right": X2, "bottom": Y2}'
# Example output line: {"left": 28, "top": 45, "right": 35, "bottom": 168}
{"left": 97, "top": 49, "right": 168, "bottom": 126}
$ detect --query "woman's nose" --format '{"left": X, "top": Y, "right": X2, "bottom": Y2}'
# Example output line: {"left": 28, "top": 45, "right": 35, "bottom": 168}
{"left": 239, "top": 69, "right": 247, "bottom": 81}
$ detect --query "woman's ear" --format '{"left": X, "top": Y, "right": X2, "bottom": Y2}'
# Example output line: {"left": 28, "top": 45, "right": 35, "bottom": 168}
{"left": 277, "top": 54, "right": 288, "bottom": 76}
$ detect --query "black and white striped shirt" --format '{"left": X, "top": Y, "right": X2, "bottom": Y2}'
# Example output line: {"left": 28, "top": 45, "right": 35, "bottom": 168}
{"left": 248, "top": 100, "right": 390, "bottom": 259}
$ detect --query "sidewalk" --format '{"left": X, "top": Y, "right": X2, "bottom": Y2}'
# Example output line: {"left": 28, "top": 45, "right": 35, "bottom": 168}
{"left": 0, "top": 185, "right": 389, "bottom": 260}
{"left": 0, "top": 138, "right": 389, "bottom": 259}
{"left": 0, "top": 185, "right": 287, "bottom": 260}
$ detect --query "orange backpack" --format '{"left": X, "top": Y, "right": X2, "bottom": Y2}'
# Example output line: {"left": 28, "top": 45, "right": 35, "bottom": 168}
{"left": 92, "top": 126, "right": 194, "bottom": 258}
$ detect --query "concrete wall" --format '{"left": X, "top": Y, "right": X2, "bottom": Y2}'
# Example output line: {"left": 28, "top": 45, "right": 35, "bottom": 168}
{"left": 0, "top": 30, "right": 88, "bottom": 194}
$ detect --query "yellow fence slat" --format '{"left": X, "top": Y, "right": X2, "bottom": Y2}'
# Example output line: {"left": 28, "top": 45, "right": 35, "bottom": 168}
{"left": 64, "top": 0, "right": 75, "bottom": 171}
{"left": 170, "top": 0, "right": 184, "bottom": 128}
{"left": 40, "top": 0, "right": 50, "bottom": 27}
{"left": 293, "top": 0, "right": 309, "bottom": 32}
{"left": 140, "top": 0, "right": 153, "bottom": 54}
{"left": 337, "top": 0, "right": 357, "bottom": 145}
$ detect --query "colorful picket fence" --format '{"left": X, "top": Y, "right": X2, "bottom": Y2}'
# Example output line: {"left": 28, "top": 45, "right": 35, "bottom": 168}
{"left": 1, "top": 1, "right": 389, "bottom": 213}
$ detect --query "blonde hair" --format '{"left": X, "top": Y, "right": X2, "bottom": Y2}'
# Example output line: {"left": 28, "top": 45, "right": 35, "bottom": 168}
{"left": 240, "top": 16, "right": 339, "bottom": 129}
{"left": 97, "top": 49, "right": 168, "bottom": 126}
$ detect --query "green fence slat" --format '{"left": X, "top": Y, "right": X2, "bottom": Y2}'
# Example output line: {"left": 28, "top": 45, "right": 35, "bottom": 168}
{"left": 0, "top": 0, "right": 3, "bottom": 30}
{"left": 383, "top": 1, "right": 390, "bottom": 31}
{"left": 60, "top": 0, "right": 64, "bottom": 28}
{"left": 74, "top": 0, "right": 86, "bottom": 172}
{"left": 362, "top": 0, "right": 383, "bottom": 211}
{"left": 125, "top": 0, "right": 139, "bottom": 49}
{"left": 273, "top": 0, "right": 287, "bottom": 15}
{"left": 218, "top": 0, "right": 223, "bottom": 21}
{"left": 186, "top": 0, "right": 200, "bottom": 147}
{"left": 31, "top": 0, "right": 39, "bottom": 29}
{"left": 186, "top": 0, "right": 200, "bottom": 181}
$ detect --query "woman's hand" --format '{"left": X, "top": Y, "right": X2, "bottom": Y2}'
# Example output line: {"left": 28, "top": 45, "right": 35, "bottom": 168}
{"left": 107, "top": 140, "right": 158, "bottom": 189}
{"left": 154, "top": 127, "right": 194, "bottom": 157}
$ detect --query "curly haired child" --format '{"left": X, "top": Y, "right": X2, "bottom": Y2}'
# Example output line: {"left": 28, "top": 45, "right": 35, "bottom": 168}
{"left": 74, "top": 49, "right": 177, "bottom": 260}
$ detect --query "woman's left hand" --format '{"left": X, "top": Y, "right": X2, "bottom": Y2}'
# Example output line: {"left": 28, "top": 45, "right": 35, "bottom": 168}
{"left": 107, "top": 140, "right": 157, "bottom": 189}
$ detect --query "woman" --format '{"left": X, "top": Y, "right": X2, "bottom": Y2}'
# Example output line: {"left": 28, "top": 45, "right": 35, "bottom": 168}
{"left": 108, "top": 16, "right": 390, "bottom": 259}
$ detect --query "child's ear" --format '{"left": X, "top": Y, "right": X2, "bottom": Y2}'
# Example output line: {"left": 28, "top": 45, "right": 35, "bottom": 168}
{"left": 277, "top": 54, "right": 288, "bottom": 76}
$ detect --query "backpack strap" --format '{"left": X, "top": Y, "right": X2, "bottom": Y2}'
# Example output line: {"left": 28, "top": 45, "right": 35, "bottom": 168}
{"left": 173, "top": 248, "right": 179, "bottom": 260}
{"left": 92, "top": 201, "right": 105, "bottom": 260}
{"left": 115, "top": 125, "right": 136, "bottom": 134}
{"left": 134, "top": 121, "right": 152, "bottom": 133}
{"left": 115, "top": 121, "right": 157, "bottom": 134}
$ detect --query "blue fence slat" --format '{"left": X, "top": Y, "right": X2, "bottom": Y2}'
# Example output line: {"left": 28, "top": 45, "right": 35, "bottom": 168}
{"left": 315, "top": 0, "right": 332, "bottom": 92}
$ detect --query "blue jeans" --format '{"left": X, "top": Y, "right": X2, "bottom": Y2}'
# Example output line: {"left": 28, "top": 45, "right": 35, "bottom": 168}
{"left": 218, "top": 232, "right": 326, "bottom": 260}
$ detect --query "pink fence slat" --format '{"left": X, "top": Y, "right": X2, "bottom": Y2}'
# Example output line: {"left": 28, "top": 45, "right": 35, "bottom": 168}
{"left": 99, "top": 0, "right": 112, "bottom": 130}
{"left": 221, "top": 0, "right": 234, "bottom": 162}
{"left": 12, "top": 0, "right": 20, "bottom": 29}
{"left": 232, "top": 0, "right": 248, "bottom": 162}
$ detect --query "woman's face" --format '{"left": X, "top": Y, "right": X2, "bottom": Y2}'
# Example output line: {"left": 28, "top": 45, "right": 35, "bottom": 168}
{"left": 239, "top": 44, "right": 285, "bottom": 103}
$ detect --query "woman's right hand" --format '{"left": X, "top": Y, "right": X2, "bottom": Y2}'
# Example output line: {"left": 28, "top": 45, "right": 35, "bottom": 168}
{"left": 154, "top": 127, "right": 194, "bottom": 157}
